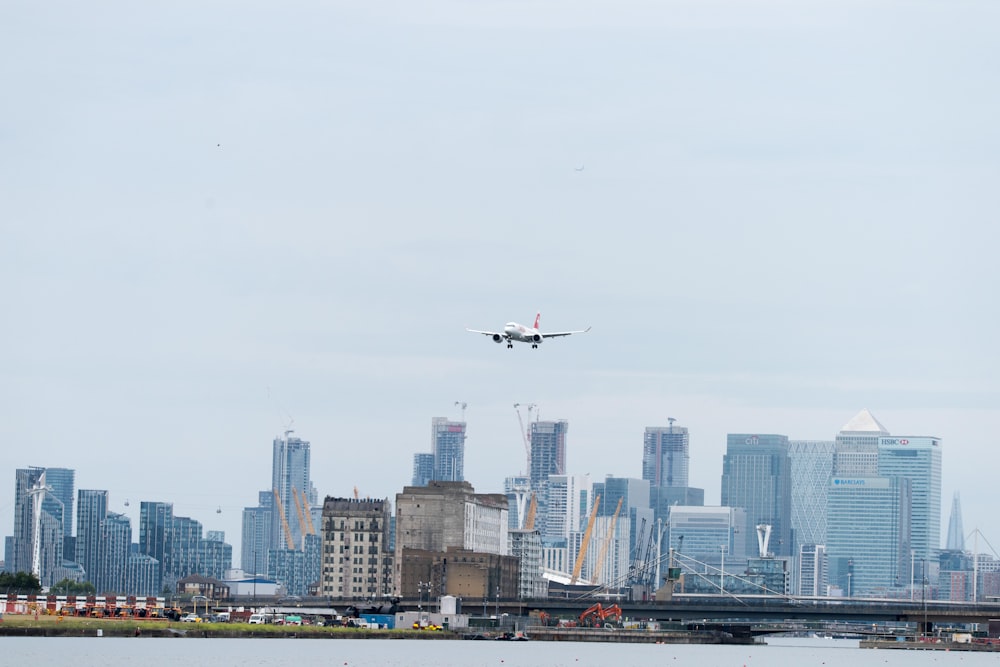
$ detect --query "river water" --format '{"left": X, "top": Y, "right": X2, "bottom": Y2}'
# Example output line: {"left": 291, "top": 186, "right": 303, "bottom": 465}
{"left": 5, "top": 636, "right": 996, "bottom": 666}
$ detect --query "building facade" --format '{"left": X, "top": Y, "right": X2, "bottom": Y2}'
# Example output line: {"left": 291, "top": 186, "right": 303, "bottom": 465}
{"left": 826, "top": 476, "right": 911, "bottom": 596}
{"left": 721, "top": 434, "right": 793, "bottom": 557}
{"left": 877, "top": 435, "right": 942, "bottom": 563}
{"left": 412, "top": 453, "right": 435, "bottom": 487}
{"left": 788, "top": 440, "right": 834, "bottom": 551}
{"left": 271, "top": 434, "right": 317, "bottom": 552}
{"left": 394, "top": 481, "right": 509, "bottom": 597}
{"left": 75, "top": 489, "right": 108, "bottom": 587}
{"left": 431, "top": 418, "right": 466, "bottom": 482}
{"left": 320, "top": 497, "right": 393, "bottom": 599}
{"left": 642, "top": 423, "right": 689, "bottom": 488}
{"left": 529, "top": 421, "right": 568, "bottom": 491}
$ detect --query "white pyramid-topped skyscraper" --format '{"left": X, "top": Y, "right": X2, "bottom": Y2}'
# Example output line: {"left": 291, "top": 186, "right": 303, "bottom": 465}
{"left": 834, "top": 409, "right": 889, "bottom": 476}
{"left": 840, "top": 408, "right": 890, "bottom": 436}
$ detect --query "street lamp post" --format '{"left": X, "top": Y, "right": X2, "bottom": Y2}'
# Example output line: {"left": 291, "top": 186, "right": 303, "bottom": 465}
{"left": 719, "top": 545, "right": 727, "bottom": 595}
{"left": 921, "top": 560, "right": 928, "bottom": 640}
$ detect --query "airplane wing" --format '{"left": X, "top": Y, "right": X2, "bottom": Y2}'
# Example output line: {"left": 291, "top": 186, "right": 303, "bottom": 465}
{"left": 541, "top": 326, "right": 592, "bottom": 339}
{"left": 467, "top": 328, "right": 506, "bottom": 337}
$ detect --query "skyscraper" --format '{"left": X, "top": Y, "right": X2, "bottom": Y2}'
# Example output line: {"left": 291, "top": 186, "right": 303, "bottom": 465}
{"left": 75, "top": 489, "right": 108, "bottom": 586}
{"left": 826, "top": 475, "right": 911, "bottom": 595}
{"left": 642, "top": 423, "right": 689, "bottom": 488}
{"left": 529, "top": 420, "right": 567, "bottom": 490}
{"left": 41, "top": 468, "right": 74, "bottom": 556}
{"left": 411, "top": 453, "right": 435, "bottom": 487}
{"left": 834, "top": 409, "right": 889, "bottom": 476}
{"left": 946, "top": 492, "right": 965, "bottom": 552}
{"left": 431, "top": 417, "right": 466, "bottom": 482}
{"left": 721, "top": 434, "right": 793, "bottom": 557}
{"left": 271, "top": 433, "right": 317, "bottom": 551}
{"left": 9, "top": 467, "right": 74, "bottom": 584}
{"left": 99, "top": 513, "right": 131, "bottom": 594}
{"left": 788, "top": 440, "right": 835, "bottom": 550}
{"left": 139, "top": 501, "right": 172, "bottom": 594}
{"left": 877, "top": 434, "right": 942, "bottom": 562}
{"left": 543, "top": 474, "right": 592, "bottom": 546}
{"left": 241, "top": 502, "right": 272, "bottom": 575}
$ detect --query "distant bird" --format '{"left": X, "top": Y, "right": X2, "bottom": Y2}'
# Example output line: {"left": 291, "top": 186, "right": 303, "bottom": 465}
{"left": 574, "top": 165, "right": 585, "bottom": 172}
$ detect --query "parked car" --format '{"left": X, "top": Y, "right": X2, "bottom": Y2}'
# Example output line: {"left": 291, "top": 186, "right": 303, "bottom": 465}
{"left": 180, "top": 614, "right": 201, "bottom": 623}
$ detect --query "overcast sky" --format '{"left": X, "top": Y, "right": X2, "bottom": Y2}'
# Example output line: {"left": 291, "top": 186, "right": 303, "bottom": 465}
{"left": 2, "top": 1, "right": 998, "bottom": 565}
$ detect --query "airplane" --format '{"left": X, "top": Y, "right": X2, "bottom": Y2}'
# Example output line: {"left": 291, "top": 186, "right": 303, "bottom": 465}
{"left": 467, "top": 313, "right": 591, "bottom": 349}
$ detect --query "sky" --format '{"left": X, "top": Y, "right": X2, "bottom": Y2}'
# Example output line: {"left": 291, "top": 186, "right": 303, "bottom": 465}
{"left": 2, "top": 1, "right": 999, "bottom": 566}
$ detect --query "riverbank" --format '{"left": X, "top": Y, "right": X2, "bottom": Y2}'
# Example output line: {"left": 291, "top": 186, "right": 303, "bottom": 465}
{"left": 861, "top": 638, "right": 1000, "bottom": 652}
{"left": 0, "top": 615, "right": 457, "bottom": 639}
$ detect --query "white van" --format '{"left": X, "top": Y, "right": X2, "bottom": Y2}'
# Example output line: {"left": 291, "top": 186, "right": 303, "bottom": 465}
{"left": 248, "top": 614, "right": 266, "bottom": 624}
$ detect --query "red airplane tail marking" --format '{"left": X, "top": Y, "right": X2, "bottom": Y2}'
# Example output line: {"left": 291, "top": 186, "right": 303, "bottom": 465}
{"left": 533, "top": 313, "right": 541, "bottom": 330}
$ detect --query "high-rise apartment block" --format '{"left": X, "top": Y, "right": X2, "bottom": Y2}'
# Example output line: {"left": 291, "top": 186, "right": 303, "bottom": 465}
{"left": 412, "top": 453, "right": 435, "bottom": 487}
{"left": 529, "top": 421, "right": 567, "bottom": 490}
{"left": 75, "top": 489, "right": 108, "bottom": 587}
{"left": 642, "top": 423, "right": 689, "bottom": 487}
{"left": 320, "top": 497, "right": 392, "bottom": 598}
{"left": 271, "top": 433, "right": 317, "bottom": 551}
{"left": 432, "top": 418, "right": 466, "bottom": 482}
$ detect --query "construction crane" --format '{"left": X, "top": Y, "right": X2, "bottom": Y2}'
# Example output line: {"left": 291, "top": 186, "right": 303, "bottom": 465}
{"left": 272, "top": 488, "right": 296, "bottom": 550}
{"left": 513, "top": 403, "right": 537, "bottom": 474}
{"left": 292, "top": 487, "right": 309, "bottom": 538}
{"left": 523, "top": 492, "right": 538, "bottom": 531}
{"left": 570, "top": 494, "right": 601, "bottom": 585}
{"left": 454, "top": 401, "right": 467, "bottom": 421}
{"left": 299, "top": 488, "right": 316, "bottom": 535}
{"left": 593, "top": 497, "right": 623, "bottom": 583}
{"left": 629, "top": 517, "right": 648, "bottom": 585}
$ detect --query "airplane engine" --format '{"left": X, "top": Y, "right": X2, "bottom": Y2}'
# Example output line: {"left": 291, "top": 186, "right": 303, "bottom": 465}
{"left": 531, "top": 334, "right": 542, "bottom": 343}
{"left": 492, "top": 334, "right": 504, "bottom": 343}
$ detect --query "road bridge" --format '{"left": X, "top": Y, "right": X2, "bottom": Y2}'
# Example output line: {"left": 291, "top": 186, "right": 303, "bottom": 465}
{"left": 432, "top": 595, "right": 1000, "bottom": 635}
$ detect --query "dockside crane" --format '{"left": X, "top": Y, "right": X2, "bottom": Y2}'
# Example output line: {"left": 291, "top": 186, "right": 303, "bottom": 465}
{"left": 523, "top": 492, "right": 538, "bottom": 531}
{"left": 299, "top": 488, "right": 316, "bottom": 535}
{"left": 593, "top": 497, "right": 623, "bottom": 584}
{"left": 570, "top": 494, "right": 601, "bottom": 585}
{"left": 292, "top": 486, "right": 309, "bottom": 535}
{"left": 272, "top": 488, "right": 296, "bottom": 550}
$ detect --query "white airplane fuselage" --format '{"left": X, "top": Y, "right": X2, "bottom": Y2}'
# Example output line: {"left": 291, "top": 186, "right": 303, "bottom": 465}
{"left": 504, "top": 322, "right": 543, "bottom": 345}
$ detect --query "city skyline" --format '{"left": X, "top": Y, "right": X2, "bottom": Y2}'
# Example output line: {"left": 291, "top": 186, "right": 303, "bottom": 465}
{"left": 3, "top": 2, "right": 999, "bottom": 579}
{"left": 3, "top": 408, "right": 974, "bottom": 579}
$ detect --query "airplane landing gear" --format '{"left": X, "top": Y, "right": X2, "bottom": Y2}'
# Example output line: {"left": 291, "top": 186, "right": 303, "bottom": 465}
{"left": 531, "top": 344, "right": 538, "bottom": 349}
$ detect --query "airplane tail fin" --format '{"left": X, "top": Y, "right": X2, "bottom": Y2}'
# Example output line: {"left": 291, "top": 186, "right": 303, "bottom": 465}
{"left": 533, "top": 312, "right": 541, "bottom": 330}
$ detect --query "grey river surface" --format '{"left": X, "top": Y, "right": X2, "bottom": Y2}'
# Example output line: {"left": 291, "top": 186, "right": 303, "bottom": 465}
{"left": 5, "top": 636, "right": 997, "bottom": 666}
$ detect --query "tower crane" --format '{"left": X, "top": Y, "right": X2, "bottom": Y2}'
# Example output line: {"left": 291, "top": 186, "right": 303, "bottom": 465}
{"left": 570, "top": 494, "right": 601, "bottom": 585}
{"left": 454, "top": 401, "right": 467, "bottom": 421}
{"left": 513, "top": 403, "right": 537, "bottom": 474}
